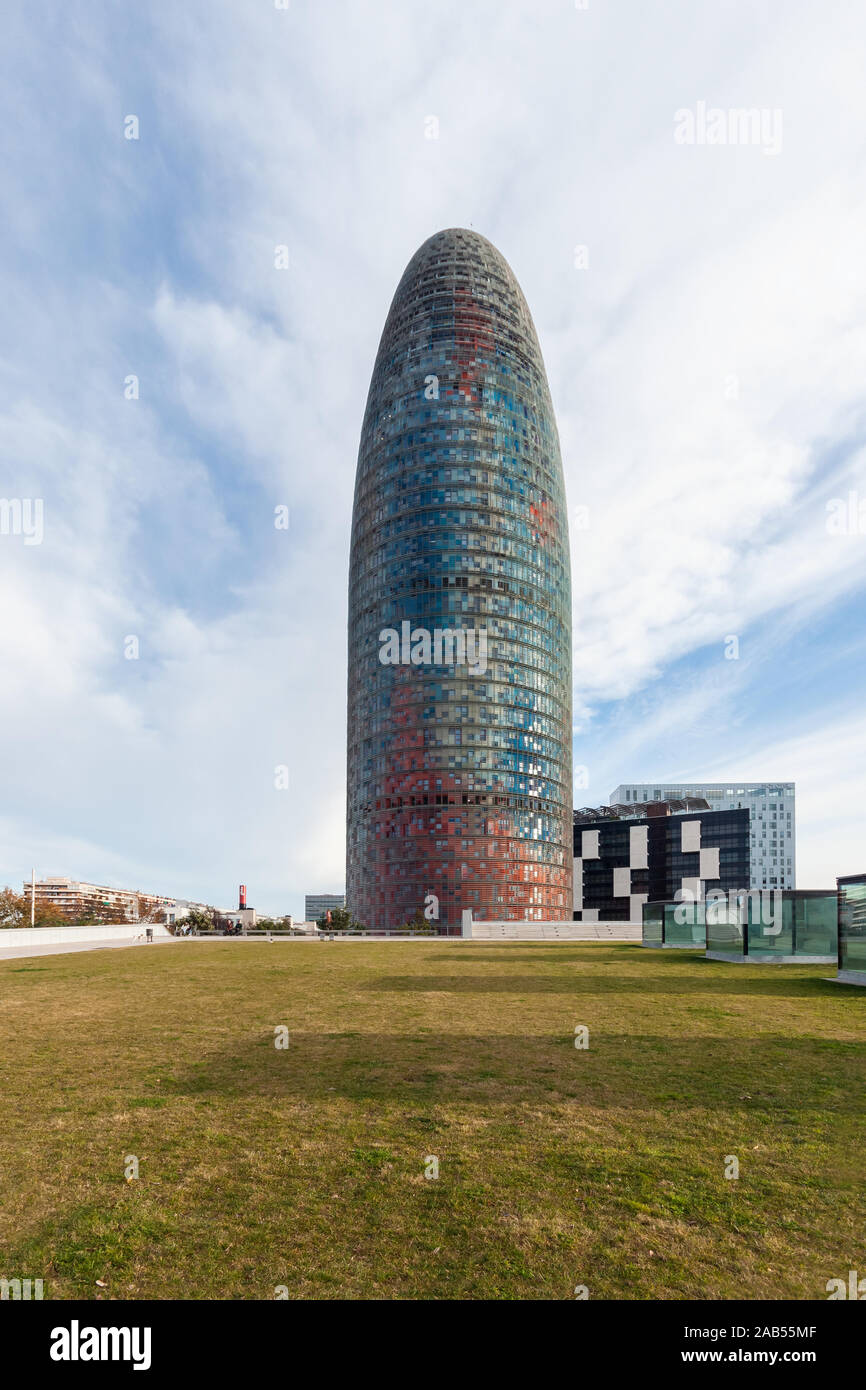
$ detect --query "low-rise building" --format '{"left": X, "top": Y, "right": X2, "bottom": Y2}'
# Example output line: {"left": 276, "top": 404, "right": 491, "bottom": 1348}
{"left": 24, "top": 877, "right": 175, "bottom": 923}
{"left": 305, "top": 893, "right": 345, "bottom": 922}
{"left": 610, "top": 782, "right": 796, "bottom": 890}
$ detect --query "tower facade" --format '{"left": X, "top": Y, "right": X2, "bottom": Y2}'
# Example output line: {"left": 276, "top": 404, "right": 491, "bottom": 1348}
{"left": 347, "top": 229, "right": 572, "bottom": 930}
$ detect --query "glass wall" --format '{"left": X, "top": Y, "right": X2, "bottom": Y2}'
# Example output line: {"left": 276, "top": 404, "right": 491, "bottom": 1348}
{"left": 792, "top": 893, "right": 836, "bottom": 958}
{"left": 642, "top": 902, "right": 663, "bottom": 945}
{"left": 838, "top": 875, "right": 866, "bottom": 977}
{"left": 642, "top": 901, "right": 706, "bottom": 947}
{"left": 663, "top": 901, "right": 706, "bottom": 947}
{"left": 745, "top": 894, "right": 794, "bottom": 957}
{"left": 746, "top": 892, "right": 836, "bottom": 958}
{"left": 704, "top": 890, "right": 836, "bottom": 959}
{"left": 705, "top": 902, "right": 744, "bottom": 957}
{"left": 647, "top": 891, "right": 838, "bottom": 959}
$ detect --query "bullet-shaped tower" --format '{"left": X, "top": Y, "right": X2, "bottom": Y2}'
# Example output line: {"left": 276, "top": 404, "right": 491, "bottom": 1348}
{"left": 347, "top": 229, "right": 572, "bottom": 931}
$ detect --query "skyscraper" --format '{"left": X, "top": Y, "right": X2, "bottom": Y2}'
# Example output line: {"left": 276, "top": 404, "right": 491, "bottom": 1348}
{"left": 346, "top": 228, "right": 572, "bottom": 931}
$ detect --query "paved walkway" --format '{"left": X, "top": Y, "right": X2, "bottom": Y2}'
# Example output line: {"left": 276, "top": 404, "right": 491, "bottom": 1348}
{"left": 0, "top": 930, "right": 640, "bottom": 961}
{"left": 0, "top": 938, "right": 179, "bottom": 962}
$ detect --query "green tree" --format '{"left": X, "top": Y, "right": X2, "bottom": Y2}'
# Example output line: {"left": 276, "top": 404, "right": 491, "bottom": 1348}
{"left": 183, "top": 906, "right": 219, "bottom": 934}
{"left": 402, "top": 908, "right": 436, "bottom": 934}
{"left": 316, "top": 906, "right": 355, "bottom": 932}
{"left": 254, "top": 917, "right": 297, "bottom": 933}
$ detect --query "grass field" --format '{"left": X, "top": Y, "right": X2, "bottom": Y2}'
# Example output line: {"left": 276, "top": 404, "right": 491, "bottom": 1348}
{"left": 0, "top": 939, "right": 863, "bottom": 1300}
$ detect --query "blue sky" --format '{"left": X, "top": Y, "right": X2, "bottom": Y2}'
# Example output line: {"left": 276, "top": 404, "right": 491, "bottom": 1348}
{"left": 1, "top": 0, "right": 864, "bottom": 914}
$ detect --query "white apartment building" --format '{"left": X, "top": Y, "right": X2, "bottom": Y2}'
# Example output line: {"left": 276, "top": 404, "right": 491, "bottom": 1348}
{"left": 25, "top": 877, "right": 176, "bottom": 922}
{"left": 608, "top": 783, "right": 796, "bottom": 890}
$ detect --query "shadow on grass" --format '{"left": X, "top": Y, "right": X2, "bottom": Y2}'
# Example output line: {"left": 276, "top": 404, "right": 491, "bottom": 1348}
{"left": 420, "top": 948, "right": 648, "bottom": 964}
{"left": 161, "top": 1030, "right": 866, "bottom": 1113}
{"left": 361, "top": 972, "right": 837, "bottom": 998}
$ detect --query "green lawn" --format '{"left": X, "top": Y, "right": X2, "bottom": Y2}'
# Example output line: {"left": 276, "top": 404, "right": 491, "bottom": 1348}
{"left": 0, "top": 940, "right": 863, "bottom": 1300}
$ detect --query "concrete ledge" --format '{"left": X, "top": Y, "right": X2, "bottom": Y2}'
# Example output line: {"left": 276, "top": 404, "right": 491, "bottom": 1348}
{"left": 642, "top": 941, "right": 703, "bottom": 949}
{"left": 0, "top": 923, "right": 173, "bottom": 948}
{"left": 706, "top": 951, "right": 836, "bottom": 964}
{"left": 833, "top": 970, "right": 866, "bottom": 986}
{"left": 0, "top": 934, "right": 177, "bottom": 962}
{"left": 468, "top": 921, "right": 640, "bottom": 942}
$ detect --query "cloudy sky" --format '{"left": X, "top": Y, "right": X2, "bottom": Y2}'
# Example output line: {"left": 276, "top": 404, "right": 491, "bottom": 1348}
{"left": 1, "top": 0, "right": 864, "bottom": 914}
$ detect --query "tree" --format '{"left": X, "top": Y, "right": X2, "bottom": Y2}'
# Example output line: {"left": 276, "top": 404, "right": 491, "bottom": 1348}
{"left": 36, "top": 899, "right": 68, "bottom": 927}
{"left": 0, "top": 887, "right": 66, "bottom": 929}
{"left": 70, "top": 899, "right": 129, "bottom": 926}
{"left": 0, "top": 888, "right": 25, "bottom": 928}
{"left": 183, "top": 906, "right": 219, "bottom": 934}
{"left": 402, "top": 908, "right": 436, "bottom": 935}
{"left": 135, "top": 894, "right": 171, "bottom": 926}
{"left": 316, "top": 907, "right": 365, "bottom": 932}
